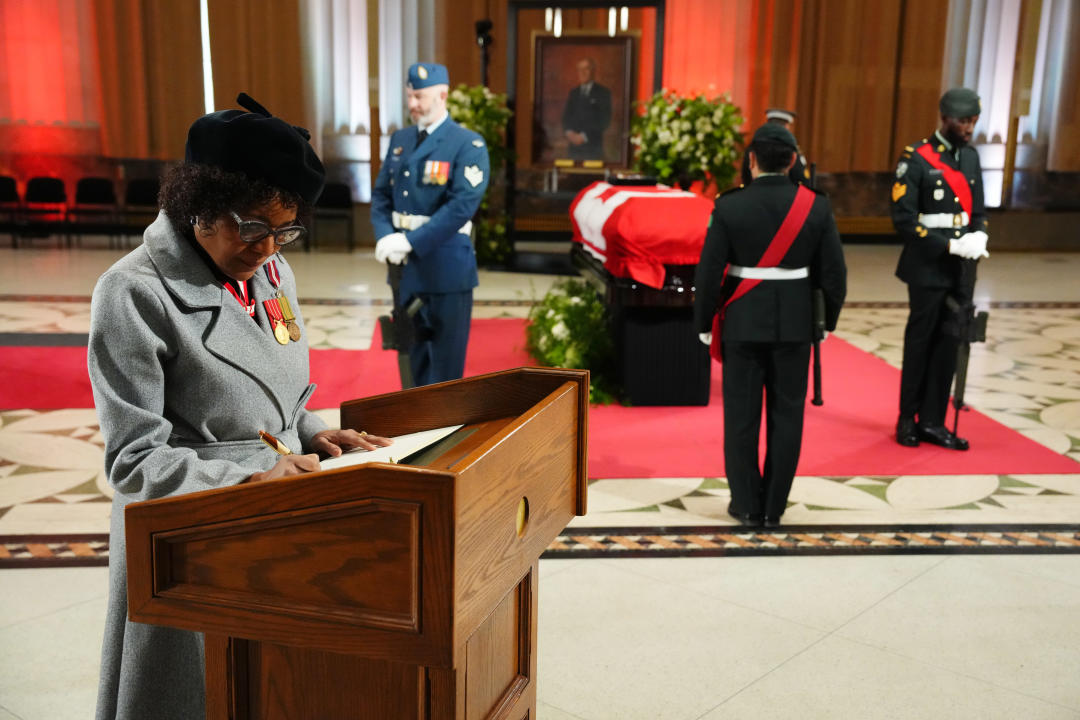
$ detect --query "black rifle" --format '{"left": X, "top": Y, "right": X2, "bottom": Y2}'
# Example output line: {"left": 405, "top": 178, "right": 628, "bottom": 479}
{"left": 944, "top": 259, "right": 988, "bottom": 437}
{"left": 378, "top": 264, "right": 424, "bottom": 389}
{"left": 811, "top": 287, "right": 825, "bottom": 406}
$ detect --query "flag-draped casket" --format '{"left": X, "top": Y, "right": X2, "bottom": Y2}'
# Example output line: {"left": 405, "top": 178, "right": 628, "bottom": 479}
{"left": 569, "top": 181, "right": 713, "bottom": 289}
{"left": 568, "top": 180, "right": 715, "bottom": 406}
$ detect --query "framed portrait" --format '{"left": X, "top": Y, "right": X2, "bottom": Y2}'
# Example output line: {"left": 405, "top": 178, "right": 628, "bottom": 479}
{"left": 531, "top": 33, "right": 636, "bottom": 167}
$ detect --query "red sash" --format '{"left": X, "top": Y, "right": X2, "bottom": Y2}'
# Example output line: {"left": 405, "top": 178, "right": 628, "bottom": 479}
{"left": 710, "top": 184, "right": 816, "bottom": 362}
{"left": 915, "top": 144, "right": 973, "bottom": 216}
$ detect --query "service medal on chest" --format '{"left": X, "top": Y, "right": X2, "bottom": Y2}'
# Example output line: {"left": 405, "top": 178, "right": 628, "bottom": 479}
{"left": 933, "top": 188, "right": 945, "bottom": 201}
{"left": 278, "top": 294, "right": 302, "bottom": 342}
{"left": 263, "top": 296, "right": 291, "bottom": 345}
{"left": 273, "top": 321, "right": 290, "bottom": 345}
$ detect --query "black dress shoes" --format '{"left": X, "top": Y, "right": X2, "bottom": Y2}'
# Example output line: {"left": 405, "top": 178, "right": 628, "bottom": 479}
{"left": 896, "top": 416, "right": 920, "bottom": 447}
{"left": 918, "top": 424, "right": 970, "bottom": 451}
{"left": 727, "top": 503, "right": 762, "bottom": 527}
{"left": 763, "top": 516, "right": 781, "bottom": 528}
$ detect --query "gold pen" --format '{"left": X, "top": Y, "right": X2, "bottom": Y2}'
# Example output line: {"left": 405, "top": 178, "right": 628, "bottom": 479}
{"left": 258, "top": 430, "right": 293, "bottom": 456}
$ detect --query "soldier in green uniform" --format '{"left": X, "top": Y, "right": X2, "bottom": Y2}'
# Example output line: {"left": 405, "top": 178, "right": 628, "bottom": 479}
{"left": 891, "top": 87, "right": 989, "bottom": 450}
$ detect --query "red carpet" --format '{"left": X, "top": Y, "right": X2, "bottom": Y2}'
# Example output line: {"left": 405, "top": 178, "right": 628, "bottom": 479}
{"left": 2, "top": 320, "right": 1076, "bottom": 478}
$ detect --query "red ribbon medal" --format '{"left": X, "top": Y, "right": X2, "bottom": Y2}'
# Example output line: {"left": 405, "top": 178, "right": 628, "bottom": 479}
{"left": 261, "top": 260, "right": 291, "bottom": 344}
{"left": 223, "top": 279, "right": 256, "bottom": 318}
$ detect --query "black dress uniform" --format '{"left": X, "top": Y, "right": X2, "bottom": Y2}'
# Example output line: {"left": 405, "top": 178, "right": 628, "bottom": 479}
{"left": 891, "top": 89, "right": 987, "bottom": 448}
{"left": 694, "top": 125, "right": 846, "bottom": 525}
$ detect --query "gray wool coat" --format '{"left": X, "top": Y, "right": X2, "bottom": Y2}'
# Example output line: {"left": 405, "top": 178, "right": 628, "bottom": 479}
{"left": 89, "top": 212, "right": 328, "bottom": 720}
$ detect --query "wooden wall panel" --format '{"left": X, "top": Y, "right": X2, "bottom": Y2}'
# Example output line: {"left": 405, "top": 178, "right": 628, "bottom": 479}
{"left": 1049, "top": 6, "right": 1080, "bottom": 171}
{"left": 892, "top": 0, "right": 949, "bottom": 164}
{"left": 798, "top": 0, "right": 905, "bottom": 173}
{"left": 208, "top": 0, "right": 310, "bottom": 131}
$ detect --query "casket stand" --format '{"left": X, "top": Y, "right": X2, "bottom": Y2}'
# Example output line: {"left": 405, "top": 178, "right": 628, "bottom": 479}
{"left": 569, "top": 180, "right": 712, "bottom": 406}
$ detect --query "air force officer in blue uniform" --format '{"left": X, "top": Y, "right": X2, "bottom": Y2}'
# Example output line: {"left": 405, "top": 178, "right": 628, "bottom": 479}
{"left": 372, "top": 62, "right": 490, "bottom": 386}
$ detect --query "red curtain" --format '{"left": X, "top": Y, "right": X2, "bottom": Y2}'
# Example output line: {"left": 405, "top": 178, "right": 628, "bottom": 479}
{"left": 661, "top": 0, "right": 801, "bottom": 133}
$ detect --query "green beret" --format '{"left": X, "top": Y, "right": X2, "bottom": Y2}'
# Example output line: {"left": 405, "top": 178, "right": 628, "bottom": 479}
{"left": 751, "top": 122, "right": 799, "bottom": 152}
{"left": 939, "top": 88, "right": 981, "bottom": 118}
{"left": 185, "top": 93, "right": 326, "bottom": 204}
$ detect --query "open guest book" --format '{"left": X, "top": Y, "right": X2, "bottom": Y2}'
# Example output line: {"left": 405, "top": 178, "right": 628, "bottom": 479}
{"left": 320, "top": 424, "right": 463, "bottom": 469}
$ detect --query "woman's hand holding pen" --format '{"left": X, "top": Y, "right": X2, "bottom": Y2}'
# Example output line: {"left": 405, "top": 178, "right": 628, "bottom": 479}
{"left": 248, "top": 453, "right": 321, "bottom": 483}
{"left": 248, "top": 429, "right": 393, "bottom": 483}
{"left": 248, "top": 429, "right": 320, "bottom": 483}
{"left": 311, "top": 428, "right": 393, "bottom": 457}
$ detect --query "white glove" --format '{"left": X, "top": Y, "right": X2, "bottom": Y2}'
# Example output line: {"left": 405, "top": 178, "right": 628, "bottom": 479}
{"left": 965, "top": 230, "right": 989, "bottom": 259}
{"left": 698, "top": 332, "right": 712, "bottom": 346}
{"left": 949, "top": 231, "right": 989, "bottom": 260}
{"left": 375, "top": 233, "right": 412, "bottom": 264}
{"left": 948, "top": 234, "right": 974, "bottom": 258}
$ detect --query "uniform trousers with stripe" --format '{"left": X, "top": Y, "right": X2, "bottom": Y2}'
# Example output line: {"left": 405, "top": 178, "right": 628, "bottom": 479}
{"left": 722, "top": 340, "right": 812, "bottom": 520}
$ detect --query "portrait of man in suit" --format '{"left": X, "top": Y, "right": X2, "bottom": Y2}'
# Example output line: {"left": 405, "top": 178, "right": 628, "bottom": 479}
{"left": 532, "top": 35, "right": 634, "bottom": 167}
{"left": 562, "top": 57, "right": 612, "bottom": 161}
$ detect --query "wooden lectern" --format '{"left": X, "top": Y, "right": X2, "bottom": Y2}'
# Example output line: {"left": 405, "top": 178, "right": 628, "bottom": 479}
{"left": 124, "top": 367, "right": 588, "bottom": 719}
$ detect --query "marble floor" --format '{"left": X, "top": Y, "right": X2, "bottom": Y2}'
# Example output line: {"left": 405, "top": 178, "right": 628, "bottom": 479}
{"left": 1, "top": 242, "right": 1079, "bottom": 718}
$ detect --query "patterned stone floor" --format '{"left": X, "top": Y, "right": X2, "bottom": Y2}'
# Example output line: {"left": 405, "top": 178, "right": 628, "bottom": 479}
{"left": 3, "top": 246, "right": 1080, "bottom": 720}
{"left": 1, "top": 294, "right": 1077, "bottom": 560}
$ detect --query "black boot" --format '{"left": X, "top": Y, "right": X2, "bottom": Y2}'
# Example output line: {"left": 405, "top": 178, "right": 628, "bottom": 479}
{"left": 896, "top": 416, "right": 920, "bottom": 447}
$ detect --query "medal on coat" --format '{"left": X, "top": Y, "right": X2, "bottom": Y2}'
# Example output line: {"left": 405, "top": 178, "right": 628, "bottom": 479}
{"left": 279, "top": 294, "right": 302, "bottom": 341}
{"left": 223, "top": 279, "right": 256, "bottom": 318}
{"left": 261, "top": 259, "right": 298, "bottom": 345}
{"left": 263, "top": 296, "right": 290, "bottom": 345}
{"left": 423, "top": 160, "right": 450, "bottom": 185}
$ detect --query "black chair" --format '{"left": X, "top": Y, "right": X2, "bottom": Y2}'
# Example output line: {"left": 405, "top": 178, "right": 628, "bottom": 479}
{"left": 69, "top": 177, "right": 120, "bottom": 247}
{"left": 0, "top": 176, "right": 18, "bottom": 247}
{"left": 311, "top": 181, "right": 355, "bottom": 251}
{"left": 19, "top": 177, "right": 67, "bottom": 246}
{"left": 121, "top": 177, "right": 161, "bottom": 240}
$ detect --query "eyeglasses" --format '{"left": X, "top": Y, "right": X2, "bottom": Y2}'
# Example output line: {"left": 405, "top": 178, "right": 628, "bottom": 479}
{"left": 230, "top": 211, "right": 307, "bottom": 247}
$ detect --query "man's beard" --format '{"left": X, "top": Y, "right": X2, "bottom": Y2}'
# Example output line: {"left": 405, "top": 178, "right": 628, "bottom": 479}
{"left": 944, "top": 127, "right": 970, "bottom": 147}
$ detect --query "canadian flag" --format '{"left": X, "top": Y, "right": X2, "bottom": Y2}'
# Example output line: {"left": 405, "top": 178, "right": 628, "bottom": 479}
{"left": 569, "top": 181, "right": 713, "bottom": 289}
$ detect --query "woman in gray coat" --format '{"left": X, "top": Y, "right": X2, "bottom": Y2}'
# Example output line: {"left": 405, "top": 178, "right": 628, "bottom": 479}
{"left": 90, "top": 94, "right": 391, "bottom": 720}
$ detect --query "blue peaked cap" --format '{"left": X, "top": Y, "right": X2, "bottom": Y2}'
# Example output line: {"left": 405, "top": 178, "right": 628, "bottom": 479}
{"left": 407, "top": 62, "right": 450, "bottom": 89}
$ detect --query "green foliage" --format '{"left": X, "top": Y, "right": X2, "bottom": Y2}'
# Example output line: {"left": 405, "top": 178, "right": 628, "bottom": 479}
{"left": 448, "top": 84, "right": 512, "bottom": 176}
{"left": 526, "top": 279, "right": 618, "bottom": 404}
{"left": 630, "top": 89, "right": 745, "bottom": 192}
{"left": 448, "top": 84, "right": 515, "bottom": 266}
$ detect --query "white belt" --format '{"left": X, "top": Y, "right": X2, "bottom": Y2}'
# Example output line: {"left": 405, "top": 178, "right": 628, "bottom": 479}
{"left": 393, "top": 210, "right": 473, "bottom": 236}
{"left": 728, "top": 265, "right": 808, "bottom": 280}
{"left": 918, "top": 212, "right": 970, "bottom": 228}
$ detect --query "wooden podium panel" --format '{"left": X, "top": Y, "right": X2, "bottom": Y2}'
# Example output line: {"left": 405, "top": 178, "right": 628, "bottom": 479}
{"left": 125, "top": 368, "right": 587, "bottom": 719}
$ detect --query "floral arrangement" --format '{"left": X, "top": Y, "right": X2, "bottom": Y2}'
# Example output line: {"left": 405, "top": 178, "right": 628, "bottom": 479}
{"left": 630, "top": 89, "right": 744, "bottom": 192}
{"left": 448, "top": 84, "right": 514, "bottom": 266}
{"left": 525, "top": 278, "right": 617, "bottom": 404}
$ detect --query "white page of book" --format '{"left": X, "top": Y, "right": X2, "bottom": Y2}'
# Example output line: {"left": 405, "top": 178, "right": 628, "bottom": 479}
{"left": 319, "top": 424, "right": 464, "bottom": 471}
